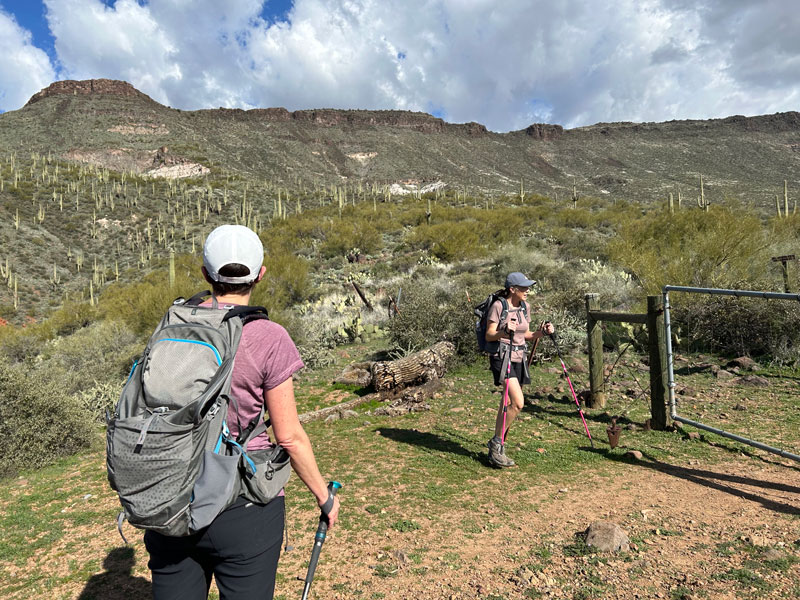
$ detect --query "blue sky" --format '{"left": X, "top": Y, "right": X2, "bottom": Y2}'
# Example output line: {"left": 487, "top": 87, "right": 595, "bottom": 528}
{"left": 0, "top": 1, "right": 798, "bottom": 132}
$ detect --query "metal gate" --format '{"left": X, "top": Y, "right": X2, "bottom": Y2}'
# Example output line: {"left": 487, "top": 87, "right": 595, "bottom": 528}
{"left": 663, "top": 285, "right": 800, "bottom": 463}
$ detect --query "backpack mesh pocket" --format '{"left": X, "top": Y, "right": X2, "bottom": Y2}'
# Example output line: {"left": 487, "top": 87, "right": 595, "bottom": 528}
{"left": 108, "top": 414, "right": 196, "bottom": 527}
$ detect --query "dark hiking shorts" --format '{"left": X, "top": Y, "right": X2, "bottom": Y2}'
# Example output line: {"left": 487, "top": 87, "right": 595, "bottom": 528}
{"left": 489, "top": 357, "right": 525, "bottom": 386}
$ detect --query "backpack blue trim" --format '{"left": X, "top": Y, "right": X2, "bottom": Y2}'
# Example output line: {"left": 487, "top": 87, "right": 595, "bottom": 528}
{"left": 126, "top": 360, "right": 138, "bottom": 383}
{"left": 156, "top": 338, "right": 222, "bottom": 366}
{"left": 213, "top": 421, "right": 257, "bottom": 474}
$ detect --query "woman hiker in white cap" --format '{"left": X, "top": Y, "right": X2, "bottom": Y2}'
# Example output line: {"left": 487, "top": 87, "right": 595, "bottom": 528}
{"left": 485, "top": 272, "right": 554, "bottom": 468}
{"left": 144, "top": 224, "right": 340, "bottom": 600}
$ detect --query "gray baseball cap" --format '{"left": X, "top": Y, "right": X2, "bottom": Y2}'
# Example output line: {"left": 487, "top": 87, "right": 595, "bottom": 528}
{"left": 505, "top": 272, "right": 536, "bottom": 288}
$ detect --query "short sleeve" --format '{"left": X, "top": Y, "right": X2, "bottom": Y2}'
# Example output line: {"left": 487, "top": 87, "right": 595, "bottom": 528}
{"left": 238, "top": 320, "right": 305, "bottom": 391}
{"left": 487, "top": 300, "right": 504, "bottom": 324}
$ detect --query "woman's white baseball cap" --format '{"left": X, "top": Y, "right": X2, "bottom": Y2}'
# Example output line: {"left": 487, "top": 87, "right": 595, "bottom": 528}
{"left": 203, "top": 225, "right": 264, "bottom": 283}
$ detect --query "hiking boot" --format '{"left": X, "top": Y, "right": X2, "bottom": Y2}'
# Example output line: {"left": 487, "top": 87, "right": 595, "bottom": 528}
{"left": 488, "top": 437, "right": 515, "bottom": 468}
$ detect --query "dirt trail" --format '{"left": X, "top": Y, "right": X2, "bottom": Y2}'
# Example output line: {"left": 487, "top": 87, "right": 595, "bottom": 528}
{"left": 4, "top": 455, "right": 798, "bottom": 599}
{"left": 275, "top": 457, "right": 799, "bottom": 599}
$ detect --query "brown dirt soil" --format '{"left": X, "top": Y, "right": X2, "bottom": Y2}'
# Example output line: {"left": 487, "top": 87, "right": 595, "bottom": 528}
{"left": 5, "top": 454, "right": 797, "bottom": 599}
{"left": 274, "top": 458, "right": 799, "bottom": 600}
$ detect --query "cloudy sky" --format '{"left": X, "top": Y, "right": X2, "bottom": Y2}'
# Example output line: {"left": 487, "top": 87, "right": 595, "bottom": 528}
{"left": 0, "top": 0, "right": 797, "bottom": 132}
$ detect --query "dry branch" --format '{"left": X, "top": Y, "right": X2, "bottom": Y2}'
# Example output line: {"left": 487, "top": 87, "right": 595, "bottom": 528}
{"left": 298, "top": 393, "right": 379, "bottom": 424}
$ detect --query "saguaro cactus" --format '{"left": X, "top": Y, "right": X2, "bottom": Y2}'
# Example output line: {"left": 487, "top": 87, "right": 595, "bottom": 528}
{"left": 697, "top": 175, "right": 709, "bottom": 211}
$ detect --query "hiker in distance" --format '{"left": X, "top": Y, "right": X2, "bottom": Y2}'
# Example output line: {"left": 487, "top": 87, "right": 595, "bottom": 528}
{"left": 485, "top": 272, "right": 554, "bottom": 468}
{"left": 144, "top": 225, "right": 339, "bottom": 600}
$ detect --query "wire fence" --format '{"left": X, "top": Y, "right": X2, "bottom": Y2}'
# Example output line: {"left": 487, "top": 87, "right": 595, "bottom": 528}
{"left": 664, "top": 285, "right": 800, "bottom": 463}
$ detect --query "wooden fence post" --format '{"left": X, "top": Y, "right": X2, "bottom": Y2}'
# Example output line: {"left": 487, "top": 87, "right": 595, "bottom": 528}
{"left": 585, "top": 294, "right": 605, "bottom": 408}
{"left": 647, "top": 295, "right": 670, "bottom": 430}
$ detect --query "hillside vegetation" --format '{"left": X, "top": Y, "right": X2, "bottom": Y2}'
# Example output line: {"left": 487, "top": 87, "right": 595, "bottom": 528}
{"left": 0, "top": 79, "right": 799, "bottom": 600}
{"left": 1, "top": 77, "right": 799, "bottom": 495}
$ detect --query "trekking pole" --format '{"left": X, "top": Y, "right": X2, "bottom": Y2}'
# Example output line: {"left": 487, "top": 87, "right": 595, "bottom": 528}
{"left": 527, "top": 320, "right": 546, "bottom": 367}
{"left": 549, "top": 334, "right": 594, "bottom": 448}
{"left": 500, "top": 342, "right": 512, "bottom": 448}
{"left": 301, "top": 481, "right": 342, "bottom": 600}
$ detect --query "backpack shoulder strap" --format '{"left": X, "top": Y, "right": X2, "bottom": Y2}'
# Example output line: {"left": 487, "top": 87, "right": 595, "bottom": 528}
{"left": 498, "top": 296, "right": 509, "bottom": 324}
{"left": 184, "top": 290, "right": 212, "bottom": 306}
{"left": 222, "top": 305, "right": 269, "bottom": 323}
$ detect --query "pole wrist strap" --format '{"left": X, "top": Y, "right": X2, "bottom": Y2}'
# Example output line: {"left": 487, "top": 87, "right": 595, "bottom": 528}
{"left": 320, "top": 491, "right": 335, "bottom": 516}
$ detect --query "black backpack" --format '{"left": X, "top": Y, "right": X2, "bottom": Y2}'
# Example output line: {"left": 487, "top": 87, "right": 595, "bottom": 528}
{"left": 474, "top": 291, "right": 528, "bottom": 355}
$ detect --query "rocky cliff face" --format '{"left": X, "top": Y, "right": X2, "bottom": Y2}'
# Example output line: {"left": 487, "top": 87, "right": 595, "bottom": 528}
{"left": 25, "top": 79, "right": 158, "bottom": 106}
{"left": 523, "top": 123, "right": 565, "bottom": 140}
{"left": 25, "top": 79, "right": 490, "bottom": 134}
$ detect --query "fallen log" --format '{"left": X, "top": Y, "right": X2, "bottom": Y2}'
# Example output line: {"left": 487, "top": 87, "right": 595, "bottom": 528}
{"left": 371, "top": 341, "right": 455, "bottom": 391}
{"left": 298, "top": 393, "right": 379, "bottom": 424}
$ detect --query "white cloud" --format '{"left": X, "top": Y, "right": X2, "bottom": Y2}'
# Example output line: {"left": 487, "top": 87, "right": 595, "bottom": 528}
{"left": 3, "top": 0, "right": 798, "bottom": 130}
{"left": 44, "top": 0, "right": 181, "bottom": 102}
{"left": 0, "top": 9, "right": 56, "bottom": 112}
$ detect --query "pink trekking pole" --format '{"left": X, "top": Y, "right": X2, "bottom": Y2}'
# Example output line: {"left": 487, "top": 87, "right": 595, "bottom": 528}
{"left": 500, "top": 344, "right": 512, "bottom": 450}
{"left": 550, "top": 333, "right": 594, "bottom": 448}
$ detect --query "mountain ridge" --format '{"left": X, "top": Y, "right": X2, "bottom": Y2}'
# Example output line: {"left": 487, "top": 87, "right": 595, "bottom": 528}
{"left": 3, "top": 78, "right": 799, "bottom": 203}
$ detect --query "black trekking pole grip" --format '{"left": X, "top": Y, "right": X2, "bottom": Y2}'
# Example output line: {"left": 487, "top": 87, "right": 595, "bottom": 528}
{"left": 548, "top": 331, "right": 560, "bottom": 354}
{"left": 301, "top": 481, "right": 341, "bottom": 600}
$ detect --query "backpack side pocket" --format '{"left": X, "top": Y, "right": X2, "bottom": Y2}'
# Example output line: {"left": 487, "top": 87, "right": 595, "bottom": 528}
{"left": 108, "top": 413, "right": 197, "bottom": 532}
{"left": 239, "top": 446, "right": 292, "bottom": 505}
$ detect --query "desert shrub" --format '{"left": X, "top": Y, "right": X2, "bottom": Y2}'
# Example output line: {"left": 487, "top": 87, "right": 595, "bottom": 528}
{"left": 387, "top": 276, "right": 480, "bottom": 362}
{"left": 35, "top": 299, "right": 98, "bottom": 338}
{"left": 37, "top": 320, "right": 140, "bottom": 399}
{"left": 405, "top": 222, "right": 486, "bottom": 262}
{"left": 548, "top": 257, "right": 641, "bottom": 318}
{"left": 74, "top": 380, "right": 128, "bottom": 422}
{"left": 672, "top": 295, "right": 800, "bottom": 363}
{"left": 319, "top": 220, "right": 382, "bottom": 258}
{"left": 489, "top": 243, "right": 563, "bottom": 289}
{"left": 607, "top": 207, "right": 771, "bottom": 294}
{"left": 0, "top": 327, "right": 48, "bottom": 364}
{"left": 98, "top": 254, "right": 204, "bottom": 335}
{"left": 554, "top": 226, "right": 612, "bottom": 261}
{"left": 251, "top": 239, "right": 312, "bottom": 310}
{"left": 0, "top": 363, "right": 93, "bottom": 478}
{"left": 97, "top": 246, "right": 310, "bottom": 334}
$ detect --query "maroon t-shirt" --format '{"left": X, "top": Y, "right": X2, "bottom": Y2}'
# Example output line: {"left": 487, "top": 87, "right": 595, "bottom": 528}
{"left": 202, "top": 302, "right": 305, "bottom": 450}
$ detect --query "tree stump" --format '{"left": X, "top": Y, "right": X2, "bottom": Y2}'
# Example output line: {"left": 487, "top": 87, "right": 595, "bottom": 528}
{"left": 371, "top": 341, "right": 455, "bottom": 391}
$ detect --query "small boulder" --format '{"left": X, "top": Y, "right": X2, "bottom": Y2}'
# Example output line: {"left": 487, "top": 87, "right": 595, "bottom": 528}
{"left": 727, "top": 356, "right": 759, "bottom": 371}
{"left": 584, "top": 521, "right": 630, "bottom": 553}
{"left": 736, "top": 375, "right": 769, "bottom": 387}
{"left": 568, "top": 362, "right": 588, "bottom": 374}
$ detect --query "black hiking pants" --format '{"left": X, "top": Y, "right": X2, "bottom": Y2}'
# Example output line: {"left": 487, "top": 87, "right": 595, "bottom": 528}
{"left": 145, "top": 496, "right": 284, "bottom": 600}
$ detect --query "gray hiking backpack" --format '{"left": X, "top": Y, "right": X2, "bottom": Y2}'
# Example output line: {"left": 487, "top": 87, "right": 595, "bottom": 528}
{"left": 106, "top": 291, "right": 291, "bottom": 541}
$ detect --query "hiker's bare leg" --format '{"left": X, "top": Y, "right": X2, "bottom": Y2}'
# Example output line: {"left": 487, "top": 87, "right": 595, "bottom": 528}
{"left": 494, "top": 377, "right": 524, "bottom": 439}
